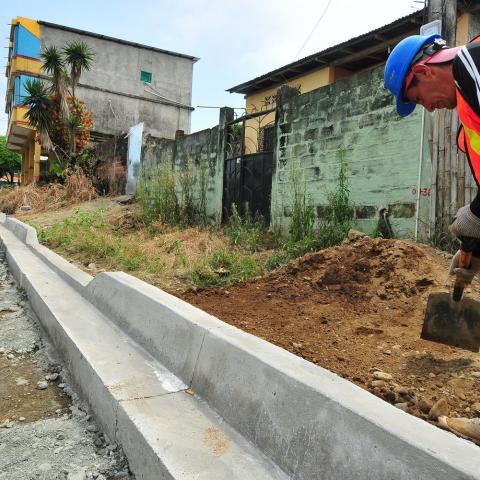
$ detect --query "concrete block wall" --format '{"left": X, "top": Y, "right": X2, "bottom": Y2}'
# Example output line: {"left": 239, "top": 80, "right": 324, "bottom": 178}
{"left": 140, "top": 124, "right": 223, "bottom": 223}
{"left": 272, "top": 65, "right": 431, "bottom": 239}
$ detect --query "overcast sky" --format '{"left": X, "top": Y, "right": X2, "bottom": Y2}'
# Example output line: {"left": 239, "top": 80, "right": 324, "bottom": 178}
{"left": 1, "top": 0, "right": 423, "bottom": 136}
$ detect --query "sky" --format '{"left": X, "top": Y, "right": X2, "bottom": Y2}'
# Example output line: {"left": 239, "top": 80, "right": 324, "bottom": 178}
{"left": 0, "top": 0, "right": 424, "bottom": 135}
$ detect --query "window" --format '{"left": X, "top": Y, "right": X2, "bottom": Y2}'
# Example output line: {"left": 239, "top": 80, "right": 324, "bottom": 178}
{"left": 259, "top": 125, "right": 275, "bottom": 152}
{"left": 140, "top": 70, "right": 152, "bottom": 83}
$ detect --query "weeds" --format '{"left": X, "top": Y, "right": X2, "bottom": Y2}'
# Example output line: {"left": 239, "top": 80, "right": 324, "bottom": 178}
{"left": 35, "top": 208, "right": 151, "bottom": 272}
{"left": 317, "top": 148, "right": 353, "bottom": 248}
{"left": 138, "top": 156, "right": 209, "bottom": 226}
{"left": 288, "top": 158, "right": 316, "bottom": 244}
{"left": 227, "top": 203, "right": 263, "bottom": 252}
{"left": 264, "top": 148, "right": 353, "bottom": 270}
{"left": 190, "top": 246, "right": 263, "bottom": 287}
{"left": 178, "top": 158, "right": 195, "bottom": 225}
{"left": 137, "top": 163, "right": 179, "bottom": 224}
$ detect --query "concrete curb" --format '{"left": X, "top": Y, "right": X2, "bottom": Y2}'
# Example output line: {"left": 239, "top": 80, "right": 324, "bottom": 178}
{"left": 1, "top": 215, "right": 480, "bottom": 479}
{"left": 2, "top": 214, "right": 92, "bottom": 292}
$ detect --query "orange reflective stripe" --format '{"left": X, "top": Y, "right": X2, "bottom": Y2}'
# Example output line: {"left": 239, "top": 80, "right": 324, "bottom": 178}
{"left": 457, "top": 125, "right": 467, "bottom": 153}
{"left": 456, "top": 90, "right": 480, "bottom": 185}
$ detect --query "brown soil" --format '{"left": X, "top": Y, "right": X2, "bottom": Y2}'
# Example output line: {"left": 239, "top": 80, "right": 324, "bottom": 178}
{"left": 0, "top": 353, "right": 70, "bottom": 424}
{"left": 180, "top": 236, "right": 480, "bottom": 436}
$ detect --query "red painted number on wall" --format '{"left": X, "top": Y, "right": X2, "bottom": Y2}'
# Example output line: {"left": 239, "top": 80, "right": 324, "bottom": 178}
{"left": 411, "top": 187, "right": 431, "bottom": 196}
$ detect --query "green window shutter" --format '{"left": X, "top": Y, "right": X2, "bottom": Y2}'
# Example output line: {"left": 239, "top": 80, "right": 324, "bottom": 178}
{"left": 140, "top": 71, "right": 152, "bottom": 83}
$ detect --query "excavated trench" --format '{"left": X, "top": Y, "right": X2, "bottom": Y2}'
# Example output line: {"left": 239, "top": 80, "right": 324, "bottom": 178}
{"left": 0, "top": 250, "right": 134, "bottom": 480}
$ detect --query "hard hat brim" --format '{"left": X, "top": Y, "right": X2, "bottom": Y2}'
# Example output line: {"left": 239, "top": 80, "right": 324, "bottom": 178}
{"left": 396, "top": 97, "right": 416, "bottom": 117}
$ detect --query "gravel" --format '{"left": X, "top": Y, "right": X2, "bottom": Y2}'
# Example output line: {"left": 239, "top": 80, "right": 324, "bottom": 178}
{"left": 0, "top": 249, "right": 135, "bottom": 479}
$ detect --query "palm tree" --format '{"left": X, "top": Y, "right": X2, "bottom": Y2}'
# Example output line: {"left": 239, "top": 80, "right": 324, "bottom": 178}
{"left": 63, "top": 41, "right": 94, "bottom": 102}
{"left": 41, "top": 45, "right": 69, "bottom": 121}
{"left": 66, "top": 113, "right": 83, "bottom": 154}
{"left": 22, "top": 79, "right": 53, "bottom": 151}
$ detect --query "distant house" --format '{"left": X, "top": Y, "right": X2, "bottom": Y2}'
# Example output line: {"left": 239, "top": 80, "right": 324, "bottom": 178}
{"left": 5, "top": 17, "right": 198, "bottom": 184}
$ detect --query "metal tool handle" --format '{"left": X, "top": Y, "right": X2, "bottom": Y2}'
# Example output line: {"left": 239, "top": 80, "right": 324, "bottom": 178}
{"left": 453, "top": 236, "right": 477, "bottom": 301}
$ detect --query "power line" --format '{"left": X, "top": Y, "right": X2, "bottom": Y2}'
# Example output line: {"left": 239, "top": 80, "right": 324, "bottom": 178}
{"left": 293, "top": 0, "right": 333, "bottom": 61}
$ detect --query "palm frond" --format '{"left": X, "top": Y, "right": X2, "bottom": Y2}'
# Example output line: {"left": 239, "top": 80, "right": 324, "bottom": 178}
{"left": 63, "top": 41, "right": 94, "bottom": 82}
{"left": 63, "top": 41, "right": 94, "bottom": 99}
{"left": 22, "top": 79, "right": 54, "bottom": 151}
{"left": 41, "top": 46, "right": 64, "bottom": 76}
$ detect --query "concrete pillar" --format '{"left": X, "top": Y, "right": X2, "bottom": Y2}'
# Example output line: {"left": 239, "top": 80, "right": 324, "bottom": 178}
{"left": 33, "top": 142, "right": 41, "bottom": 183}
{"left": 214, "top": 107, "right": 235, "bottom": 224}
{"left": 28, "top": 139, "right": 35, "bottom": 184}
{"left": 270, "top": 85, "right": 301, "bottom": 231}
{"left": 22, "top": 143, "right": 30, "bottom": 185}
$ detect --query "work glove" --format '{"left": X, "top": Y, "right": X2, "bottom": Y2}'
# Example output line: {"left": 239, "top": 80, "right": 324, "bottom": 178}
{"left": 449, "top": 205, "right": 480, "bottom": 239}
{"left": 449, "top": 250, "right": 480, "bottom": 284}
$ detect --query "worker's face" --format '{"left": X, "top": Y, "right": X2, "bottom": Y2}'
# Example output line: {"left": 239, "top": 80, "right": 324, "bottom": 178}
{"left": 404, "top": 64, "right": 457, "bottom": 112}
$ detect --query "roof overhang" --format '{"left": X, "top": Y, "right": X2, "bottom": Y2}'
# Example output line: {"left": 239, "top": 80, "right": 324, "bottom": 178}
{"left": 227, "top": 10, "right": 426, "bottom": 95}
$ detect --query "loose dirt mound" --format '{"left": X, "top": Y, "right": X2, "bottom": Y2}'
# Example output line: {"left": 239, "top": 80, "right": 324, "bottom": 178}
{"left": 181, "top": 236, "right": 480, "bottom": 438}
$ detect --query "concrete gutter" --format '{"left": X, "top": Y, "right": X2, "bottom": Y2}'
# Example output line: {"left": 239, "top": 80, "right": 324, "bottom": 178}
{"left": 1, "top": 214, "right": 479, "bottom": 480}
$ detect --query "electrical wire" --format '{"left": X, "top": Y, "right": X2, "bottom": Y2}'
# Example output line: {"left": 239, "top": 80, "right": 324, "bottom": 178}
{"left": 293, "top": 0, "right": 334, "bottom": 61}
{"left": 143, "top": 82, "right": 192, "bottom": 108}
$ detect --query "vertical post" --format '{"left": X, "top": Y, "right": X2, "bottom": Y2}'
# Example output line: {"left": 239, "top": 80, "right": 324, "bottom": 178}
{"left": 216, "top": 107, "right": 234, "bottom": 224}
{"left": 20, "top": 148, "right": 26, "bottom": 186}
{"left": 272, "top": 85, "right": 300, "bottom": 232}
{"left": 33, "top": 142, "right": 41, "bottom": 183}
{"left": 28, "top": 139, "right": 35, "bottom": 184}
{"left": 23, "top": 142, "right": 31, "bottom": 185}
{"left": 427, "top": 0, "right": 458, "bottom": 238}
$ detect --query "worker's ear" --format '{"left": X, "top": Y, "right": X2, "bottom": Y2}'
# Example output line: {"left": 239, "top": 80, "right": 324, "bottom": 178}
{"left": 410, "top": 63, "right": 433, "bottom": 79}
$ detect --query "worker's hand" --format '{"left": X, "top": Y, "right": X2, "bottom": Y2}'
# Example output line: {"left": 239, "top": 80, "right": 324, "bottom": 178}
{"left": 449, "top": 205, "right": 480, "bottom": 239}
{"left": 449, "top": 250, "right": 480, "bottom": 284}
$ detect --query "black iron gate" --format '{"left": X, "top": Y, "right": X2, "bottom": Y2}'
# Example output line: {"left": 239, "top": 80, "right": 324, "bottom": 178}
{"left": 222, "top": 108, "right": 275, "bottom": 225}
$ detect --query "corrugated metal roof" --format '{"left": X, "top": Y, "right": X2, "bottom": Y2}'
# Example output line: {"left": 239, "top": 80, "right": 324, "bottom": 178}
{"left": 227, "top": 9, "right": 426, "bottom": 95}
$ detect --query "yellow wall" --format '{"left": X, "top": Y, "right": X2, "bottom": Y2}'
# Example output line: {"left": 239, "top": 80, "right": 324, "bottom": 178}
{"left": 456, "top": 12, "right": 469, "bottom": 46}
{"left": 243, "top": 66, "right": 342, "bottom": 153}
{"left": 11, "top": 16, "right": 41, "bottom": 39}
{"left": 10, "top": 56, "right": 41, "bottom": 76}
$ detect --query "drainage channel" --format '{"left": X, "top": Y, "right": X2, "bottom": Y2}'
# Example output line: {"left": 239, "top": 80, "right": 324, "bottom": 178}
{"left": 0, "top": 249, "right": 134, "bottom": 480}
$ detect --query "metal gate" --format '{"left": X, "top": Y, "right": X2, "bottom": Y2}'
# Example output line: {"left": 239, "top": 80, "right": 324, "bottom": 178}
{"left": 222, "top": 108, "right": 275, "bottom": 224}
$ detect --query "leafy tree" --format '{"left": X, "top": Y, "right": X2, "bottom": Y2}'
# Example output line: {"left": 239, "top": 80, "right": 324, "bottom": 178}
{"left": 0, "top": 137, "right": 21, "bottom": 183}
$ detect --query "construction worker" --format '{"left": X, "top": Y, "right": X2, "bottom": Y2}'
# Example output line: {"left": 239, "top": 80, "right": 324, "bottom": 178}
{"left": 384, "top": 34, "right": 480, "bottom": 282}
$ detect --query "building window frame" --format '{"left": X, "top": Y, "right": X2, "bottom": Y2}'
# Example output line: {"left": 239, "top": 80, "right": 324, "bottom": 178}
{"left": 140, "top": 70, "right": 152, "bottom": 83}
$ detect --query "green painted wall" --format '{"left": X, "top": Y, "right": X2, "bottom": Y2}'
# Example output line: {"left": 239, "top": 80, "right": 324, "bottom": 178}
{"left": 139, "top": 67, "right": 432, "bottom": 240}
{"left": 272, "top": 65, "right": 431, "bottom": 240}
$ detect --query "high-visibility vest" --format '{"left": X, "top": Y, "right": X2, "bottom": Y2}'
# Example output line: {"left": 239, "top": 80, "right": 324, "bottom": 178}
{"left": 457, "top": 90, "right": 480, "bottom": 186}
{"left": 455, "top": 36, "right": 480, "bottom": 186}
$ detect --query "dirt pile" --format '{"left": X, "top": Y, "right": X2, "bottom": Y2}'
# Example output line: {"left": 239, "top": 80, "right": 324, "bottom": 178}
{"left": 181, "top": 235, "right": 480, "bottom": 441}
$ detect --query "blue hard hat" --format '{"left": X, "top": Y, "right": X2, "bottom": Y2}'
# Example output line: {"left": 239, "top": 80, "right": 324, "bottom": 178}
{"left": 384, "top": 34, "right": 441, "bottom": 117}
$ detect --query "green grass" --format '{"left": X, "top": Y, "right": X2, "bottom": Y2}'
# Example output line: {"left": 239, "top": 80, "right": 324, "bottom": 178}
{"left": 190, "top": 246, "right": 264, "bottom": 287}
{"left": 33, "top": 208, "right": 160, "bottom": 273}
